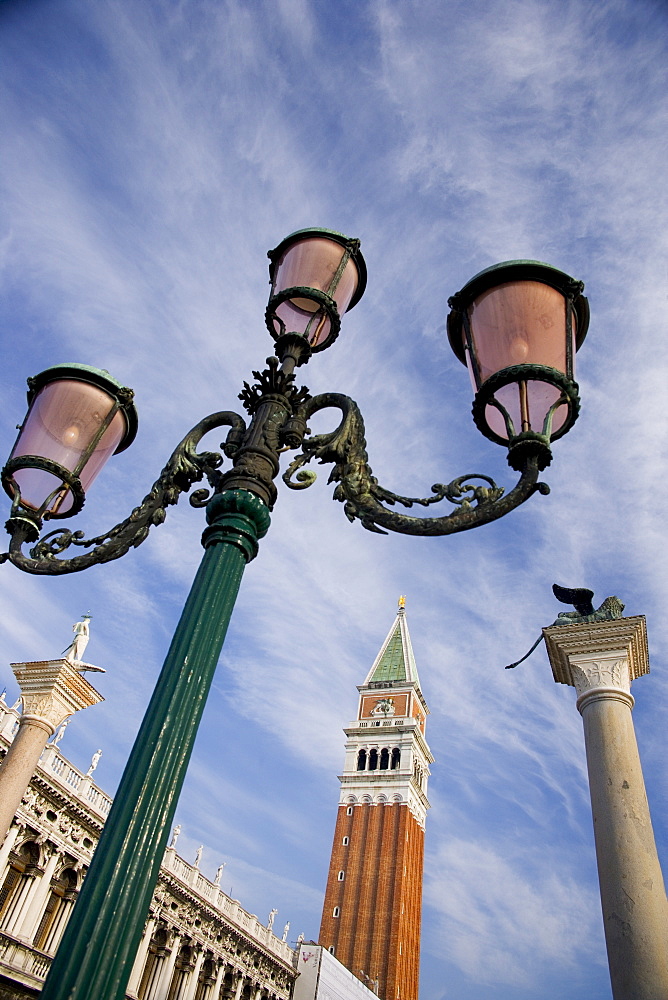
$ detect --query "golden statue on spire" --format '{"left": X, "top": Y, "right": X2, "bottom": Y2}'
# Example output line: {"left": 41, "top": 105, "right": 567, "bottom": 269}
{"left": 398, "top": 595, "right": 406, "bottom": 609}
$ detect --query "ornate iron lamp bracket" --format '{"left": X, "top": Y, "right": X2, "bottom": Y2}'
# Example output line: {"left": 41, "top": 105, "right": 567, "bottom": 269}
{"left": 0, "top": 411, "right": 247, "bottom": 575}
{"left": 282, "top": 393, "right": 549, "bottom": 536}
{"left": 0, "top": 356, "right": 551, "bottom": 568}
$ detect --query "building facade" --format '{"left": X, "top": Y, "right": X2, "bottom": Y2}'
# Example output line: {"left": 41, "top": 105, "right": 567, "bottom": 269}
{"left": 318, "top": 601, "right": 432, "bottom": 1000}
{"left": 0, "top": 693, "right": 297, "bottom": 1000}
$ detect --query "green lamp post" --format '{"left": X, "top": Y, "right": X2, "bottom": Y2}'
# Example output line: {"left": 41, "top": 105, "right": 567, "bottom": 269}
{"left": 0, "top": 230, "right": 588, "bottom": 1000}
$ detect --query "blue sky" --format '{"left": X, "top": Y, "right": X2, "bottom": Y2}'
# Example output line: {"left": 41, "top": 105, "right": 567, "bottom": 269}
{"left": 1, "top": 1, "right": 667, "bottom": 997}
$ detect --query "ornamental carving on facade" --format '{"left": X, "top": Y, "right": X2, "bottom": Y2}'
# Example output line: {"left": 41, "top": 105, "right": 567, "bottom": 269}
{"left": 20, "top": 786, "right": 45, "bottom": 816}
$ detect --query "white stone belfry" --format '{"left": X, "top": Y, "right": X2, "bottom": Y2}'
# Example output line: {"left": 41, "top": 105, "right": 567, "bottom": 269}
{"left": 0, "top": 620, "right": 104, "bottom": 845}
{"left": 543, "top": 615, "right": 668, "bottom": 1000}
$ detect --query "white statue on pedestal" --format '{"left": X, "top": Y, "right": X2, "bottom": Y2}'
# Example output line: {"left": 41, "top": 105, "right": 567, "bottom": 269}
{"left": 194, "top": 845, "right": 203, "bottom": 867}
{"left": 214, "top": 863, "right": 226, "bottom": 886}
{"left": 87, "top": 749, "right": 102, "bottom": 776}
{"left": 169, "top": 825, "right": 181, "bottom": 848}
{"left": 63, "top": 614, "right": 91, "bottom": 662}
{"left": 62, "top": 614, "right": 105, "bottom": 673}
{"left": 282, "top": 922, "right": 290, "bottom": 942}
{"left": 267, "top": 908, "right": 277, "bottom": 930}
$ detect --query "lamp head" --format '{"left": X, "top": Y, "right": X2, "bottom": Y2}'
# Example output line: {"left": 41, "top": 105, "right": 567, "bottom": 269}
{"left": 266, "top": 228, "right": 367, "bottom": 357}
{"left": 447, "top": 260, "right": 589, "bottom": 469}
{"left": 2, "top": 363, "right": 137, "bottom": 525}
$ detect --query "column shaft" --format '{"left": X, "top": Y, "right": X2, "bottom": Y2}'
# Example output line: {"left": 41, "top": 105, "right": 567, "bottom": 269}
{"left": 544, "top": 617, "right": 668, "bottom": 1000}
{"left": 581, "top": 693, "right": 668, "bottom": 998}
{"left": 20, "top": 848, "right": 60, "bottom": 941}
{"left": 38, "top": 490, "right": 270, "bottom": 1000}
{"left": 154, "top": 931, "right": 181, "bottom": 1000}
{"left": 183, "top": 949, "right": 206, "bottom": 1000}
{"left": 126, "top": 915, "right": 157, "bottom": 997}
{"left": 0, "top": 718, "right": 53, "bottom": 841}
{"left": 0, "top": 824, "right": 22, "bottom": 874}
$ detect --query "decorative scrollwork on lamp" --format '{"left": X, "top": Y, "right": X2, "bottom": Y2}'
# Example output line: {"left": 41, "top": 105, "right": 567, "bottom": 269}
{"left": 282, "top": 392, "right": 547, "bottom": 535}
{"left": 1, "top": 410, "right": 246, "bottom": 574}
{"left": 1, "top": 240, "right": 589, "bottom": 566}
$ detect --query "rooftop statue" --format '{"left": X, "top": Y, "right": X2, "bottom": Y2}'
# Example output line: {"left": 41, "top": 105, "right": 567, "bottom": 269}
{"left": 87, "top": 749, "right": 102, "bottom": 776}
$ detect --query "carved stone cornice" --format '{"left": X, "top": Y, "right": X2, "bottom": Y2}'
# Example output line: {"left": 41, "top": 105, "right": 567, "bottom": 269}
{"left": 10, "top": 659, "right": 104, "bottom": 732}
{"left": 542, "top": 616, "right": 649, "bottom": 687}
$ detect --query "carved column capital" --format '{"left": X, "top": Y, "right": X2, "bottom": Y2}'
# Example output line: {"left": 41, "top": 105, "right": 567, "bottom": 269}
{"left": 543, "top": 615, "right": 649, "bottom": 712}
{"left": 11, "top": 658, "right": 104, "bottom": 731}
{"left": 569, "top": 655, "right": 634, "bottom": 714}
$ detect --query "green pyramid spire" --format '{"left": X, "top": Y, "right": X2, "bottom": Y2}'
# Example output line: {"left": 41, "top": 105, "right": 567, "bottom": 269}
{"left": 369, "top": 621, "right": 408, "bottom": 682}
{"left": 363, "top": 597, "right": 421, "bottom": 688}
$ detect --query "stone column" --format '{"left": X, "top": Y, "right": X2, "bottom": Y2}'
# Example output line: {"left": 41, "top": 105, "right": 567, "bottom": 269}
{"left": 3, "top": 866, "right": 39, "bottom": 935}
{"left": 0, "top": 822, "right": 23, "bottom": 876}
{"left": 212, "top": 962, "right": 227, "bottom": 999}
{"left": 126, "top": 914, "right": 157, "bottom": 997}
{"left": 0, "top": 659, "right": 103, "bottom": 844}
{"left": 183, "top": 948, "right": 206, "bottom": 1000}
{"left": 20, "top": 847, "right": 61, "bottom": 941}
{"left": 154, "top": 929, "right": 181, "bottom": 1000}
{"left": 544, "top": 615, "right": 668, "bottom": 1000}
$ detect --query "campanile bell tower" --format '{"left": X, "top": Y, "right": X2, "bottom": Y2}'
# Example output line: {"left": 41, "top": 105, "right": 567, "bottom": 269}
{"left": 319, "top": 598, "right": 432, "bottom": 1000}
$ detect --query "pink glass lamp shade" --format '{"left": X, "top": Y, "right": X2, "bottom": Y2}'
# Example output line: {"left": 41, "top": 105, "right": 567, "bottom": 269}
{"left": 266, "top": 228, "right": 367, "bottom": 352}
{"left": 447, "top": 261, "right": 589, "bottom": 466}
{"left": 2, "top": 364, "right": 137, "bottom": 521}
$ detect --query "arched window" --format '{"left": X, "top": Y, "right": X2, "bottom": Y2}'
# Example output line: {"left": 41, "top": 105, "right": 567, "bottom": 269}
{"left": 0, "top": 840, "right": 41, "bottom": 934}
{"left": 342, "top": 836, "right": 349, "bottom": 846}
{"left": 356, "top": 749, "right": 366, "bottom": 771}
{"left": 391, "top": 748, "right": 401, "bottom": 769}
{"left": 346, "top": 806, "right": 353, "bottom": 816}
{"left": 333, "top": 906, "right": 340, "bottom": 918}
{"left": 368, "top": 749, "right": 378, "bottom": 771}
{"left": 380, "top": 748, "right": 389, "bottom": 770}
{"left": 137, "top": 925, "right": 168, "bottom": 1000}
{"left": 167, "top": 943, "right": 193, "bottom": 1000}
{"left": 33, "top": 867, "right": 78, "bottom": 953}
{"left": 194, "top": 956, "right": 216, "bottom": 1000}
{"left": 328, "top": 946, "right": 335, "bottom": 955}
{"left": 337, "top": 871, "right": 345, "bottom": 881}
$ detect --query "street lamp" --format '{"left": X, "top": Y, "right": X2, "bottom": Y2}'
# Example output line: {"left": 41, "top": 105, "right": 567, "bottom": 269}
{"left": 0, "top": 229, "right": 588, "bottom": 1000}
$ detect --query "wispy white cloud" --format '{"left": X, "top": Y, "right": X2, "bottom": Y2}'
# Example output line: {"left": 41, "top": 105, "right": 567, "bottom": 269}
{"left": 0, "top": 1, "right": 666, "bottom": 997}
{"left": 424, "top": 835, "right": 604, "bottom": 987}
